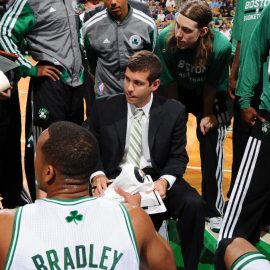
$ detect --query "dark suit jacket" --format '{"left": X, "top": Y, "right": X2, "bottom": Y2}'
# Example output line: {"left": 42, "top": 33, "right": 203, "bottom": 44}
{"left": 89, "top": 93, "right": 188, "bottom": 180}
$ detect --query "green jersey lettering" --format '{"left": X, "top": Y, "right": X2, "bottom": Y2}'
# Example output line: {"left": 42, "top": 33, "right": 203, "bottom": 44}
{"left": 76, "top": 245, "right": 87, "bottom": 268}
{"left": 89, "top": 244, "right": 98, "bottom": 268}
{"left": 32, "top": 244, "right": 125, "bottom": 269}
{"left": 64, "top": 247, "right": 75, "bottom": 269}
{"left": 111, "top": 250, "right": 123, "bottom": 270}
{"left": 99, "top": 246, "right": 111, "bottom": 269}
{"left": 32, "top": 254, "right": 48, "bottom": 270}
{"left": 46, "top": 250, "right": 61, "bottom": 270}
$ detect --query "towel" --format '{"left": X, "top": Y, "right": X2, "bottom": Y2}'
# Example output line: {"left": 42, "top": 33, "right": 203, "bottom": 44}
{"left": 103, "top": 164, "right": 154, "bottom": 201}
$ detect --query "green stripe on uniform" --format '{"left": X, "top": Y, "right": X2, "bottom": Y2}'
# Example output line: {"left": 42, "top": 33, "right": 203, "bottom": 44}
{"left": 4, "top": 207, "right": 23, "bottom": 270}
{"left": 42, "top": 197, "right": 97, "bottom": 206}
{"left": 119, "top": 203, "right": 139, "bottom": 263}
{"left": 231, "top": 252, "right": 266, "bottom": 270}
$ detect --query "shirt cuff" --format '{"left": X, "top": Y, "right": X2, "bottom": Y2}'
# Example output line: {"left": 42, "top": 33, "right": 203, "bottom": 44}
{"left": 90, "top": 171, "right": 105, "bottom": 182}
{"left": 160, "top": 175, "right": 176, "bottom": 190}
{"left": 18, "top": 65, "right": 38, "bottom": 77}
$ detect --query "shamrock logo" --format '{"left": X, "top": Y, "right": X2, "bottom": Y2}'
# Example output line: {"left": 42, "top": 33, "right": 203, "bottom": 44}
{"left": 129, "top": 35, "right": 142, "bottom": 48}
{"left": 65, "top": 210, "right": 83, "bottom": 224}
{"left": 132, "top": 38, "right": 139, "bottom": 46}
{"left": 261, "top": 121, "right": 270, "bottom": 135}
{"left": 38, "top": 108, "right": 49, "bottom": 120}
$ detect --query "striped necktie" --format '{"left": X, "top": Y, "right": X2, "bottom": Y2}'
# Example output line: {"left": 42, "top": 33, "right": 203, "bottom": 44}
{"left": 127, "top": 109, "right": 144, "bottom": 167}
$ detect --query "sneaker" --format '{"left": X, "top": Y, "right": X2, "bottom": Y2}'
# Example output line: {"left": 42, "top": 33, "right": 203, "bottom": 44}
{"left": 209, "top": 217, "right": 223, "bottom": 233}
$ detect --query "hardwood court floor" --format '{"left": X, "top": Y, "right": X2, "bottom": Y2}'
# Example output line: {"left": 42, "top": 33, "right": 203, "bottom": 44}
{"left": 18, "top": 74, "right": 232, "bottom": 197}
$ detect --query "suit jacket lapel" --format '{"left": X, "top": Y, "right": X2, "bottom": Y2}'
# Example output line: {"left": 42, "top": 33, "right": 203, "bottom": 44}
{"left": 115, "top": 95, "right": 128, "bottom": 152}
{"left": 149, "top": 95, "right": 163, "bottom": 150}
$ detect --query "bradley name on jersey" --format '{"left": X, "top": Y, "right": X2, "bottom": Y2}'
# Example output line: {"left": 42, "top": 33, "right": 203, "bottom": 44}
{"left": 31, "top": 244, "right": 124, "bottom": 270}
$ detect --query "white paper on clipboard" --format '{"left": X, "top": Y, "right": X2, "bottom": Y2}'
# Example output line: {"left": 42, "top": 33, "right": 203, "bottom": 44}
{"left": 139, "top": 175, "right": 167, "bottom": 214}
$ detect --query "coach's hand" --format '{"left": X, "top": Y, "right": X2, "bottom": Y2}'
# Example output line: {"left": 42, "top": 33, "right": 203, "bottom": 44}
{"left": 38, "top": 65, "right": 62, "bottom": 81}
{"left": 91, "top": 175, "right": 109, "bottom": 197}
{"left": 154, "top": 178, "right": 168, "bottom": 200}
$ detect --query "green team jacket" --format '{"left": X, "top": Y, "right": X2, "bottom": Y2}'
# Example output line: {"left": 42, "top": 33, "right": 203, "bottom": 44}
{"left": 155, "top": 24, "right": 232, "bottom": 94}
{"left": 0, "top": 0, "right": 84, "bottom": 86}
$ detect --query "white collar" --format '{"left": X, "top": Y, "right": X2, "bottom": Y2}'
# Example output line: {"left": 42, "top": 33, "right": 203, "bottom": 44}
{"left": 128, "top": 93, "right": 153, "bottom": 118}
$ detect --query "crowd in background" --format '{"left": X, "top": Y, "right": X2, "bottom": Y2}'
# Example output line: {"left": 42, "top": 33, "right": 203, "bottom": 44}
{"left": 144, "top": 0, "right": 235, "bottom": 39}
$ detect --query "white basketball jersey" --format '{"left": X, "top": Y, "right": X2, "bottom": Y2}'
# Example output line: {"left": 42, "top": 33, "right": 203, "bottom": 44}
{"left": 4, "top": 197, "right": 139, "bottom": 270}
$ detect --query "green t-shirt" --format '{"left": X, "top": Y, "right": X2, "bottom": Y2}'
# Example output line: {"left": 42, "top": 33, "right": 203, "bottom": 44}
{"left": 238, "top": 4, "right": 270, "bottom": 111}
{"left": 234, "top": 0, "right": 270, "bottom": 106}
{"left": 155, "top": 24, "right": 231, "bottom": 94}
{"left": 233, "top": 0, "right": 269, "bottom": 63}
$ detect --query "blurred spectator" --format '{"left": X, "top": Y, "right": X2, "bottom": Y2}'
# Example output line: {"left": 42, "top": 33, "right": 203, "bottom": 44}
{"left": 79, "top": 0, "right": 103, "bottom": 23}
{"left": 158, "top": 0, "right": 166, "bottom": 9}
{"left": 227, "top": 2, "right": 234, "bottom": 16}
{"left": 218, "top": 0, "right": 235, "bottom": 17}
{"left": 165, "top": 10, "right": 175, "bottom": 20}
{"left": 208, "top": 0, "right": 222, "bottom": 9}
{"left": 157, "top": 9, "right": 166, "bottom": 21}
{"left": 213, "top": 13, "right": 223, "bottom": 27}
{"left": 165, "top": 0, "right": 175, "bottom": 8}
{"left": 152, "top": 9, "right": 158, "bottom": 19}
{"left": 220, "top": 23, "right": 231, "bottom": 40}
{"left": 219, "top": 5, "right": 228, "bottom": 16}
{"left": 84, "top": 0, "right": 100, "bottom": 10}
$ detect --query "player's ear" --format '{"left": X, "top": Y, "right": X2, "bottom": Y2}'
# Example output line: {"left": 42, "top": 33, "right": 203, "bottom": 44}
{"left": 44, "top": 165, "right": 56, "bottom": 185}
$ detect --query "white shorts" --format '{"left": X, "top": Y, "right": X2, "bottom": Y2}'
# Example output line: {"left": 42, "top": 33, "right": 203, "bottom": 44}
{"left": 231, "top": 251, "right": 270, "bottom": 270}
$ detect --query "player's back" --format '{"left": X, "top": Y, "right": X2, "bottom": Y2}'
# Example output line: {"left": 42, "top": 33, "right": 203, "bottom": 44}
{"left": 4, "top": 197, "right": 139, "bottom": 270}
